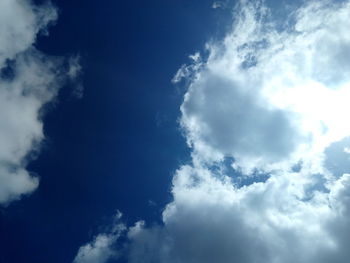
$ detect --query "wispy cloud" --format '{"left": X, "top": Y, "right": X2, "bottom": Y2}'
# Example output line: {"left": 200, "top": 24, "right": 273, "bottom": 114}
{"left": 212, "top": 1, "right": 228, "bottom": 9}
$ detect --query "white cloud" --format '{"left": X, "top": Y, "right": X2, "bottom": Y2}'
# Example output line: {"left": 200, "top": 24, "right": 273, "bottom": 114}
{"left": 0, "top": 0, "right": 57, "bottom": 68}
{"left": 73, "top": 212, "right": 126, "bottom": 263}
{"left": 0, "top": 0, "right": 80, "bottom": 205}
{"left": 180, "top": 0, "right": 350, "bottom": 174}
{"left": 123, "top": 1, "right": 350, "bottom": 263}
{"left": 73, "top": 234, "right": 119, "bottom": 263}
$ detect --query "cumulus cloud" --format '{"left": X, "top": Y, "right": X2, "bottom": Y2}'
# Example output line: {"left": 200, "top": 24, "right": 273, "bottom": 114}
{"left": 77, "top": 0, "right": 350, "bottom": 262}
{"left": 127, "top": 167, "right": 350, "bottom": 263}
{"left": 0, "top": 0, "right": 80, "bottom": 205}
{"left": 179, "top": 0, "right": 350, "bottom": 174}
{"left": 128, "top": 168, "right": 328, "bottom": 263}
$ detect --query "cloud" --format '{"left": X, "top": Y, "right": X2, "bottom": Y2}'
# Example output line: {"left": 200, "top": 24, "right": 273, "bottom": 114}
{"left": 0, "top": 0, "right": 57, "bottom": 67}
{"left": 128, "top": 166, "right": 333, "bottom": 263}
{"left": 73, "top": 212, "right": 126, "bottom": 263}
{"left": 212, "top": 1, "right": 228, "bottom": 9}
{"left": 127, "top": 166, "right": 350, "bottom": 263}
{"left": 78, "top": 0, "right": 350, "bottom": 262}
{"left": 0, "top": 0, "right": 80, "bottom": 205}
{"left": 179, "top": 0, "right": 350, "bottom": 174}
{"left": 68, "top": 55, "right": 84, "bottom": 99}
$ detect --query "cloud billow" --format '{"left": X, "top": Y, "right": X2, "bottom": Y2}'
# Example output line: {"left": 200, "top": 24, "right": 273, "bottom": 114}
{"left": 75, "top": 1, "right": 350, "bottom": 262}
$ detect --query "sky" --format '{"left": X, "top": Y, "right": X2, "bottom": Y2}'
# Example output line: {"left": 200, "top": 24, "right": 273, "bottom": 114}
{"left": 2, "top": 0, "right": 350, "bottom": 263}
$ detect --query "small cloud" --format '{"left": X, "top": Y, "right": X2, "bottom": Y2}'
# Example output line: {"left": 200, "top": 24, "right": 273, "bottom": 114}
{"left": 148, "top": 199, "right": 157, "bottom": 207}
{"left": 68, "top": 55, "right": 82, "bottom": 80}
{"left": 68, "top": 55, "right": 84, "bottom": 99}
{"left": 73, "top": 234, "right": 120, "bottom": 263}
{"left": 73, "top": 212, "right": 126, "bottom": 263}
{"left": 171, "top": 52, "right": 202, "bottom": 84}
{"left": 212, "top": 1, "right": 227, "bottom": 9}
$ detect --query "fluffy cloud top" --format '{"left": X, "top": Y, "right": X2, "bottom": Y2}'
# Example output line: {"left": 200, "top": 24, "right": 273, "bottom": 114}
{"left": 75, "top": 1, "right": 350, "bottom": 263}
{"left": 0, "top": 0, "right": 80, "bottom": 205}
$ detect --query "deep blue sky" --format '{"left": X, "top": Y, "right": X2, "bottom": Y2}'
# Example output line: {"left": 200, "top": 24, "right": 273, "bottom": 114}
{"left": 0, "top": 1, "right": 232, "bottom": 262}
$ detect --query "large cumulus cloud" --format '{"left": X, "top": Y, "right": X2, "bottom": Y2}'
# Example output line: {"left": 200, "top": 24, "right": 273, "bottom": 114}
{"left": 180, "top": 0, "right": 350, "bottom": 174}
{"left": 74, "top": 0, "right": 350, "bottom": 262}
{"left": 0, "top": 0, "right": 80, "bottom": 205}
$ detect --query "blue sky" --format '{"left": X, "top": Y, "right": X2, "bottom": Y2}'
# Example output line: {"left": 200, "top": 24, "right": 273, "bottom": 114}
{"left": 3, "top": 1, "right": 350, "bottom": 263}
